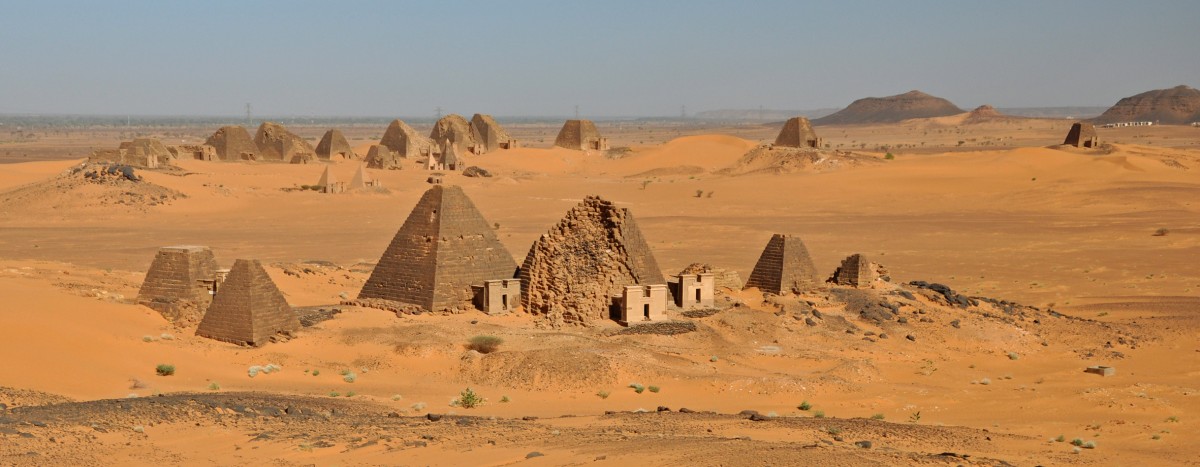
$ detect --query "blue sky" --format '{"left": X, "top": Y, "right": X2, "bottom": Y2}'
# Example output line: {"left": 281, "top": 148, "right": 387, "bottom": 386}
{"left": 0, "top": 0, "right": 1196, "bottom": 117}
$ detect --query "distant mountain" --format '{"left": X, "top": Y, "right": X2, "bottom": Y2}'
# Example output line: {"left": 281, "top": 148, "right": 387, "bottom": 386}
{"left": 813, "top": 90, "right": 963, "bottom": 125}
{"left": 1091, "top": 85, "right": 1200, "bottom": 124}
{"left": 692, "top": 108, "right": 838, "bottom": 121}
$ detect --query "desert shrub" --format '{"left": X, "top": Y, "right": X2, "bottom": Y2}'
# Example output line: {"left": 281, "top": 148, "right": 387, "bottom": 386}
{"left": 628, "top": 383, "right": 646, "bottom": 394}
{"left": 1007, "top": 352, "right": 1020, "bottom": 360}
{"left": 694, "top": 190, "right": 703, "bottom": 198}
{"left": 342, "top": 371, "right": 357, "bottom": 383}
{"left": 159, "top": 333, "right": 174, "bottom": 340}
{"left": 813, "top": 410, "right": 826, "bottom": 418}
{"left": 871, "top": 413, "right": 885, "bottom": 420}
{"left": 826, "top": 427, "right": 842, "bottom": 436}
{"left": 1152, "top": 228, "right": 1169, "bottom": 237}
{"left": 467, "top": 335, "right": 504, "bottom": 354}
{"left": 884, "top": 153, "right": 895, "bottom": 160}
{"left": 391, "top": 394, "right": 403, "bottom": 401}
{"left": 312, "top": 370, "right": 320, "bottom": 376}
{"left": 457, "top": 387, "right": 484, "bottom": 408}
{"left": 207, "top": 382, "right": 220, "bottom": 391}
{"left": 596, "top": 391, "right": 610, "bottom": 399}
{"left": 155, "top": 364, "right": 175, "bottom": 376}
{"left": 500, "top": 395, "right": 510, "bottom": 403}
{"left": 1055, "top": 434, "right": 1065, "bottom": 442}
{"left": 411, "top": 402, "right": 427, "bottom": 411}
{"left": 647, "top": 386, "right": 660, "bottom": 393}
{"left": 1071, "top": 438, "right": 1084, "bottom": 446}
{"left": 710, "top": 356, "right": 719, "bottom": 362}
{"left": 345, "top": 391, "right": 356, "bottom": 397}
{"left": 329, "top": 391, "right": 340, "bottom": 397}
{"left": 798, "top": 401, "right": 812, "bottom": 411}
{"left": 142, "top": 335, "right": 154, "bottom": 342}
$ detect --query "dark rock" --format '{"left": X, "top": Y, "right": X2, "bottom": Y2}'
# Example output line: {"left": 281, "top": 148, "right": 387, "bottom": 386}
{"left": 855, "top": 440, "right": 873, "bottom": 449}
{"left": 906, "top": 334, "right": 916, "bottom": 342}
{"left": 526, "top": 451, "right": 545, "bottom": 459}
{"left": 462, "top": 166, "right": 493, "bottom": 178}
{"left": 425, "top": 413, "right": 443, "bottom": 422}
{"left": 749, "top": 414, "right": 771, "bottom": 421}
{"left": 950, "top": 319, "right": 961, "bottom": 329}
{"left": 738, "top": 410, "right": 760, "bottom": 417}
{"left": 678, "top": 408, "right": 695, "bottom": 413}
{"left": 656, "top": 406, "right": 671, "bottom": 412}
{"left": 387, "top": 412, "right": 401, "bottom": 418}
{"left": 811, "top": 309, "right": 823, "bottom": 319}
{"left": 522, "top": 416, "right": 539, "bottom": 421}
{"left": 805, "top": 317, "right": 818, "bottom": 326}
{"left": 897, "top": 317, "right": 908, "bottom": 324}
{"left": 405, "top": 440, "right": 427, "bottom": 448}
{"left": 878, "top": 333, "right": 888, "bottom": 339}
{"left": 833, "top": 436, "right": 844, "bottom": 442}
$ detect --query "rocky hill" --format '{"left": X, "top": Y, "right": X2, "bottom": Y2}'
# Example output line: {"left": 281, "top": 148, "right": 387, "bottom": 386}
{"left": 1092, "top": 85, "right": 1200, "bottom": 124}
{"left": 814, "top": 90, "right": 963, "bottom": 125}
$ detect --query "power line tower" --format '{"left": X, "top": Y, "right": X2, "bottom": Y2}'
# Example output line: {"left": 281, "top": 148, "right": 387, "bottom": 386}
{"left": 680, "top": 105, "right": 687, "bottom": 119}
{"left": 245, "top": 103, "right": 252, "bottom": 127}
{"left": 435, "top": 107, "right": 442, "bottom": 119}
{"left": 574, "top": 105, "right": 579, "bottom": 119}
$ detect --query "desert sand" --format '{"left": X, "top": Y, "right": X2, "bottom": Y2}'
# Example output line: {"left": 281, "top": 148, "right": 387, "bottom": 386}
{"left": 1, "top": 115, "right": 1199, "bottom": 465}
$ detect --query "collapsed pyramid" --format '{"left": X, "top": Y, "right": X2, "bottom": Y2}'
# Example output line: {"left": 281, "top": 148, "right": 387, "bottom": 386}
{"left": 196, "top": 259, "right": 299, "bottom": 346}
{"left": 205, "top": 126, "right": 259, "bottom": 161}
{"left": 137, "top": 245, "right": 219, "bottom": 324}
{"left": 358, "top": 185, "right": 517, "bottom": 311}
{"left": 744, "top": 234, "right": 820, "bottom": 294}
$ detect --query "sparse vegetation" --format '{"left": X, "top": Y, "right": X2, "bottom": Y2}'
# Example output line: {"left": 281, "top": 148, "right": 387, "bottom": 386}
{"left": 813, "top": 411, "right": 825, "bottom": 419}
{"left": 596, "top": 390, "right": 610, "bottom": 399}
{"left": 798, "top": 401, "right": 812, "bottom": 411}
{"left": 826, "top": 427, "right": 842, "bottom": 436}
{"left": 340, "top": 370, "right": 357, "bottom": 383}
{"left": 710, "top": 356, "right": 719, "bottom": 362}
{"left": 467, "top": 335, "right": 504, "bottom": 354}
{"left": 1152, "top": 228, "right": 1169, "bottom": 237}
{"left": 500, "top": 395, "right": 510, "bottom": 403}
{"left": 1055, "top": 434, "right": 1065, "bottom": 442}
{"left": 207, "top": 382, "right": 220, "bottom": 391}
{"left": 344, "top": 391, "right": 356, "bottom": 397}
{"left": 312, "top": 370, "right": 320, "bottom": 376}
{"left": 909, "top": 411, "right": 922, "bottom": 423}
{"left": 155, "top": 364, "right": 175, "bottom": 376}
{"left": 1007, "top": 352, "right": 1020, "bottom": 360}
{"left": 142, "top": 335, "right": 154, "bottom": 342}
{"left": 1166, "top": 415, "right": 1180, "bottom": 423}
{"left": 329, "top": 391, "right": 340, "bottom": 397}
{"left": 647, "top": 386, "right": 660, "bottom": 393}
{"left": 871, "top": 413, "right": 885, "bottom": 420}
{"left": 629, "top": 383, "right": 646, "bottom": 394}
{"left": 884, "top": 152, "right": 895, "bottom": 160}
{"left": 456, "top": 387, "right": 484, "bottom": 408}
{"left": 694, "top": 190, "right": 703, "bottom": 198}
{"left": 159, "top": 333, "right": 174, "bottom": 340}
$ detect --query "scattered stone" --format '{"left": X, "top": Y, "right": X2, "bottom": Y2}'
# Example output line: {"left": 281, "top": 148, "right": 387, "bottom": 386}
{"left": 749, "top": 413, "right": 771, "bottom": 421}
{"left": 678, "top": 408, "right": 695, "bottom": 413}
{"left": 897, "top": 317, "right": 908, "bottom": 324}
{"left": 738, "top": 410, "right": 760, "bottom": 417}
{"left": 526, "top": 451, "right": 545, "bottom": 459}
{"left": 855, "top": 440, "right": 873, "bottom": 449}
{"left": 522, "top": 416, "right": 539, "bottom": 421}
{"left": 425, "top": 413, "right": 443, "bottom": 422}
{"left": 462, "top": 166, "right": 492, "bottom": 178}
{"left": 950, "top": 319, "right": 961, "bottom": 329}
{"left": 405, "top": 440, "right": 427, "bottom": 448}
{"left": 1085, "top": 366, "right": 1116, "bottom": 376}
{"left": 906, "top": 334, "right": 916, "bottom": 342}
{"left": 656, "top": 406, "right": 671, "bottom": 412}
{"left": 805, "top": 317, "right": 818, "bottom": 326}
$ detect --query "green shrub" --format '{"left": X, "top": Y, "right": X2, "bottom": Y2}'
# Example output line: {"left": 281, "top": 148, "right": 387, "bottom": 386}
{"left": 329, "top": 391, "right": 340, "bottom": 397}
{"left": 457, "top": 388, "right": 484, "bottom": 408}
{"left": 467, "top": 335, "right": 504, "bottom": 353}
{"left": 500, "top": 395, "right": 510, "bottom": 403}
{"left": 798, "top": 401, "right": 812, "bottom": 411}
{"left": 813, "top": 411, "right": 825, "bottom": 418}
{"left": 870, "top": 413, "right": 885, "bottom": 420}
{"left": 207, "top": 382, "right": 220, "bottom": 391}
{"left": 647, "top": 386, "right": 660, "bottom": 393}
{"left": 628, "top": 383, "right": 645, "bottom": 394}
{"left": 155, "top": 364, "right": 175, "bottom": 376}
{"left": 884, "top": 153, "right": 895, "bottom": 160}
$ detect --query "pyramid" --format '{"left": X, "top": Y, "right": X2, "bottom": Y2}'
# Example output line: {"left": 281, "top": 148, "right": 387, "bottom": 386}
{"left": 365, "top": 144, "right": 402, "bottom": 169}
{"left": 520, "top": 196, "right": 665, "bottom": 325}
{"left": 316, "top": 166, "right": 343, "bottom": 193}
{"left": 254, "top": 122, "right": 316, "bottom": 161}
{"left": 429, "top": 114, "right": 475, "bottom": 151}
{"left": 554, "top": 119, "right": 608, "bottom": 150}
{"left": 358, "top": 185, "right": 517, "bottom": 311}
{"left": 828, "top": 254, "right": 876, "bottom": 288}
{"left": 205, "top": 126, "right": 260, "bottom": 161}
{"left": 469, "top": 113, "right": 514, "bottom": 153}
{"left": 380, "top": 119, "right": 433, "bottom": 158}
{"left": 137, "top": 245, "right": 219, "bottom": 323}
{"left": 1063, "top": 122, "right": 1099, "bottom": 148}
{"left": 773, "top": 117, "right": 822, "bottom": 148}
{"left": 744, "top": 234, "right": 820, "bottom": 294}
{"left": 315, "top": 129, "right": 355, "bottom": 160}
{"left": 195, "top": 259, "right": 299, "bottom": 346}
{"left": 349, "top": 165, "right": 373, "bottom": 189}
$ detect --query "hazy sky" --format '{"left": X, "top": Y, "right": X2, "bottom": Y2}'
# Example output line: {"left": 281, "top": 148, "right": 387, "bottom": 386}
{"left": 1, "top": 0, "right": 1196, "bottom": 117}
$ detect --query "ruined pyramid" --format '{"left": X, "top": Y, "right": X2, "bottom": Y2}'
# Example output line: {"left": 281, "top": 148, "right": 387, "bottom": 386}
{"left": 380, "top": 119, "right": 433, "bottom": 159}
{"left": 349, "top": 165, "right": 368, "bottom": 189}
{"left": 773, "top": 117, "right": 822, "bottom": 148}
{"left": 828, "top": 253, "right": 879, "bottom": 288}
{"left": 520, "top": 196, "right": 665, "bottom": 325}
{"left": 315, "top": 129, "right": 355, "bottom": 160}
{"left": 205, "top": 126, "right": 260, "bottom": 161}
{"left": 1063, "top": 122, "right": 1098, "bottom": 148}
{"left": 365, "top": 144, "right": 402, "bottom": 170}
{"left": 430, "top": 114, "right": 475, "bottom": 152}
{"left": 195, "top": 259, "right": 299, "bottom": 346}
{"left": 469, "top": 113, "right": 514, "bottom": 153}
{"left": 254, "top": 122, "right": 315, "bottom": 162}
{"left": 137, "top": 245, "right": 219, "bottom": 324}
{"left": 744, "top": 234, "right": 820, "bottom": 294}
{"left": 358, "top": 185, "right": 517, "bottom": 311}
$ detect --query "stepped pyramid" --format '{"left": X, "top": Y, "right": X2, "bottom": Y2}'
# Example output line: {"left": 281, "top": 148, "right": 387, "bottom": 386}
{"left": 773, "top": 117, "right": 822, "bottom": 148}
{"left": 829, "top": 253, "right": 875, "bottom": 287}
{"left": 744, "top": 234, "right": 819, "bottom": 294}
{"left": 554, "top": 119, "right": 608, "bottom": 150}
{"left": 195, "top": 259, "right": 299, "bottom": 346}
{"left": 315, "top": 129, "right": 355, "bottom": 159}
{"left": 205, "top": 126, "right": 259, "bottom": 161}
{"left": 358, "top": 185, "right": 517, "bottom": 311}
{"left": 137, "top": 245, "right": 219, "bottom": 324}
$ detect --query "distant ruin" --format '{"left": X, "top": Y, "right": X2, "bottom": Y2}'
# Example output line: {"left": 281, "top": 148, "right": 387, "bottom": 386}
{"left": 317, "top": 166, "right": 345, "bottom": 194}
{"left": 1063, "top": 122, "right": 1099, "bottom": 148}
{"left": 364, "top": 144, "right": 402, "bottom": 170}
{"left": 358, "top": 185, "right": 518, "bottom": 312}
{"left": 427, "top": 140, "right": 463, "bottom": 171}
{"left": 679, "top": 263, "right": 742, "bottom": 290}
{"left": 205, "top": 126, "right": 260, "bottom": 161}
{"left": 90, "top": 138, "right": 175, "bottom": 169}
{"left": 254, "top": 122, "right": 316, "bottom": 162}
{"left": 469, "top": 114, "right": 518, "bottom": 153}
{"left": 195, "top": 259, "right": 299, "bottom": 347}
{"left": 745, "top": 234, "right": 820, "bottom": 294}
{"left": 315, "top": 129, "right": 355, "bottom": 160}
{"left": 168, "top": 144, "right": 216, "bottom": 161}
{"left": 429, "top": 114, "right": 475, "bottom": 153}
{"left": 554, "top": 119, "right": 609, "bottom": 151}
{"left": 520, "top": 196, "right": 665, "bottom": 326}
{"left": 137, "top": 246, "right": 220, "bottom": 325}
{"left": 380, "top": 119, "right": 434, "bottom": 159}
{"left": 774, "top": 117, "right": 822, "bottom": 148}
{"left": 349, "top": 165, "right": 381, "bottom": 190}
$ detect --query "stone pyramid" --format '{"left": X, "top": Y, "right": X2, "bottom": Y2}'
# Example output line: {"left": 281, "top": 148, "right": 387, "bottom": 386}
{"left": 365, "top": 144, "right": 402, "bottom": 170}
{"left": 317, "top": 166, "right": 342, "bottom": 193}
{"left": 205, "top": 126, "right": 260, "bottom": 161}
{"left": 1063, "top": 122, "right": 1098, "bottom": 148}
{"left": 137, "top": 245, "right": 219, "bottom": 324}
{"left": 195, "top": 259, "right": 299, "bottom": 346}
{"left": 380, "top": 119, "right": 433, "bottom": 158}
{"left": 429, "top": 114, "right": 475, "bottom": 151}
{"left": 829, "top": 253, "right": 875, "bottom": 288}
{"left": 553, "top": 119, "right": 606, "bottom": 150}
{"left": 358, "top": 185, "right": 517, "bottom": 311}
{"left": 349, "top": 165, "right": 371, "bottom": 189}
{"left": 254, "top": 122, "right": 315, "bottom": 161}
{"left": 744, "top": 234, "right": 820, "bottom": 294}
{"left": 315, "top": 129, "right": 355, "bottom": 159}
{"left": 469, "top": 113, "right": 513, "bottom": 153}
{"left": 773, "top": 117, "right": 822, "bottom": 148}
{"left": 520, "top": 196, "right": 665, "bottom": 325}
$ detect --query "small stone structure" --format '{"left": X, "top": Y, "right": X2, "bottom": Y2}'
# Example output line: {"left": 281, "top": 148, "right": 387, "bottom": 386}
{"left": 380, "top": 119, "right": 433, "bottom": 159}
{"left": 520, "top": 196, "right": 665, "bottom": 326}
{"left": 1063, "top": 122, "right": 1099, "bottom": 148}
{"left": 90, "top": 138, "right": 175, "bottom": 168}
{"left": 618, "top": 284, "right": 669, "bottom": 326}
{"left": 427, "top": 173, "right": 444, "bottom": 184}
{"left": 427, "top": 140, "right": 463, "bottom": 171}
{"left": 469, "top": 113, "right": 516, "bottom": 154}
{"left": 745, "top": 234, "right": 820, "bottom": 295}
{"left": 315, "top": 129, "right": 355, "bottom": 160}
{"left": 205, "top": 125, "right": 260, "bottom": 161}
{"left": 349, "top": 165, "right": 381, "bottom": 190}
{"left": 254, "top": 122, "right": 316, "bottom": 162}
{"left": 674, "top": 273, "right": 715, "bottom": 309}
{"left": 358, "top": 185, "right": 518, "bottom": 312}
{"left": 317, "top": 166, "right": 345, "bottom": 193}
{"left": 1084, "top": 365, "right": 1115, "bottom": 376}
{"left": 554, "top": 119, "right": 609, "bottom": 151}
{"left": 774, "top": 117, "right": 823, "bottom": 148}
{"left": 195, "top": 259, "right": 299, "bottom": 347}
{"left": 679, "top": 263, "right": 743, "bottom": 290}
{"left": 475, "top": 279, "right": 520, "bottom": 315}
{"left": 364, "top": 144, "right": 402, "bottom": 170}
{"left": 828, "top": 254, "right": 878, "bottom": 288}
{"left": 137, "top": 245, "right": 220, "bottom": 324}
{"left": 169, "top": 144, "right": 217, "bottom": 161}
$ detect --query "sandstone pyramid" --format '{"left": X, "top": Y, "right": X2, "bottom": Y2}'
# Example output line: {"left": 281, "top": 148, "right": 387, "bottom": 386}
{"left": 773, "top": 117, "right": 822, "bottom": 148}
{"left": 828, "top": 254, "right": 877, "bottom": 288}
{"left": 380, "top": 119, "right": 433, "bottom": 158}
{"left": 520, "top": 196, "right": 665, "bottom": 325}
{"left": 365, "top": 144, "right": 402, "bottom": 170}
{"left": 554, "top": 119, "right": 608, "bottom": 150}
{"left": 1092, "top": 85, "right": 1200, "bottom": 125}
{"left": 358, "top": 185, "right": 517, "bottom": 311}
{"left": 315, "top": 129, "right": 355, "bottom": 160}
{"left": 469, "top": 113, "right": 515, "bottom": 153}
{"left": 814, "top": 90, "right": 964, "bottom": 125}
{"left": 137, "top": 245, "right": 219, "bottom": 324}
{"left": 744, "top": 234, "right": 820, "bottom": 294}
{"left": 430, "top": 114, "right": 475, "bottom": 152}
{"left": 254, "top": 122, "right": 316, "bottom": 161}
{"left": 317, "top": 166, "right": 343, "bottom": 193}
{"left": 91, "top": 138, "right": 175, "bottom": 168}
{"left": 205, "top": 126, "right": 260, "bottom": 161}
{"left": 1063, "top": 122, "right": 1099, "bottom": 148}
{"left": 349, "top": 165, "right": 376, "bottom": 189}
{"left": 196, "top": 259, "right": 299, "bottom": 346}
